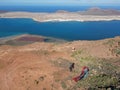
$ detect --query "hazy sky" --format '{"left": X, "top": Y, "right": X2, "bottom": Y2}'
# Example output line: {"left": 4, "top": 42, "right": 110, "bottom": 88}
{"left": 0, "top": 0, "right": 120, "bottom": 6}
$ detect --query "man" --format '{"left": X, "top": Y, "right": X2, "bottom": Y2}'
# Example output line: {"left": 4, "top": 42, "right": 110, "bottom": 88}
{"left": 69, "top": 63, "right": 75, "bottom": 72}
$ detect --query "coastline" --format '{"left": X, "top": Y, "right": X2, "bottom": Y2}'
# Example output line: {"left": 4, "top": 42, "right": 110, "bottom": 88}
{"left": 0, "top": 33, "right": 119, "bottom": 45}
{"left": 0, "top": 34, "right": 67, "bottom": 46}
{"left": 0, "top": 11, "right": 120, "bottom": 22}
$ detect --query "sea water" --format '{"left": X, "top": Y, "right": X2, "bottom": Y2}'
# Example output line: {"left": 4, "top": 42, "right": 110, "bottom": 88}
{"left": 0, "top": 18, "right": 120, "bottom": 41}
{"left": 0, "top": 5, "right": 120, "bottom": 12}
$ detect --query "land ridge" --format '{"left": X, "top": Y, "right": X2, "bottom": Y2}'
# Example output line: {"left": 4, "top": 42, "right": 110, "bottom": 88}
{"left": 0, "top": 34, "right": 120, "bottom": 90}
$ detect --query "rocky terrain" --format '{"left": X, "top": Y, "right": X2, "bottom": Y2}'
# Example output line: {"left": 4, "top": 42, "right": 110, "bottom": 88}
{"left": 0, "top": 35, "right": 120, "bottom": 90}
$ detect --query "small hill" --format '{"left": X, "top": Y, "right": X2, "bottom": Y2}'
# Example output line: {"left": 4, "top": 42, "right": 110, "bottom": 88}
{"left": 0, "top": 10, "right": 8, "bottom": 13}
{"left": 78, "top": 7, "right": 120, "bottom": 15}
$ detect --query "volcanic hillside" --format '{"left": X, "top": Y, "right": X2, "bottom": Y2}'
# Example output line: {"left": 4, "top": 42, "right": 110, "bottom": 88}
{"left": 0, "top": 35, "right": 120, "bottom": 90}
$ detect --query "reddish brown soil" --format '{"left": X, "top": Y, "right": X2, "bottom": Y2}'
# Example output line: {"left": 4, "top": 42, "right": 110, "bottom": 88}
{"left": 0, "top": 36, "right": 120, "bottom": 90}
{"left": 16, "top": 36, "right": 45, "bottom": 42}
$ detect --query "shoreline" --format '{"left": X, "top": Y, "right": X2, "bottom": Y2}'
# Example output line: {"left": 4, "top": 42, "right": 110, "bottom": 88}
{"left": 0, "top": 34, "right": 67, "bottom": 45}
{"left": 0, "top": 33, "right": 119, "bottom": 43}
{"left": 0, "top": 11, "right": 120, "bottom": 22}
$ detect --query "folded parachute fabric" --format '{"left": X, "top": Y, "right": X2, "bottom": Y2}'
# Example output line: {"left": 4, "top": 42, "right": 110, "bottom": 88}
{"left": 72, "top": 76, "right": 80, "bottom": 82}
{"left": 72, "top": 66, "right": 89, "bottom": 82}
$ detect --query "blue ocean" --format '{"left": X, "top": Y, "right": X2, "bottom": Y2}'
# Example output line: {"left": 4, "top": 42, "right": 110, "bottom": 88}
{"left": 0, "top": 6, "right": 120, "bottom": 41}
{"left": 0, "top": 18, "right": 120, "bottom": 41}
{"left": 0, "top": 5, "right": 120, "bottom": 12}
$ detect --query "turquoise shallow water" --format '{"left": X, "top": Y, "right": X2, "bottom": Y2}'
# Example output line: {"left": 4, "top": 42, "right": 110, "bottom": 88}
{"left": 0, "top": 18, "right": 120, "bottom": 41}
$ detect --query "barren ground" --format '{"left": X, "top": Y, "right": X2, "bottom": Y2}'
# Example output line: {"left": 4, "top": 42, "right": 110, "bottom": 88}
{"left": 0, "top": 35, "right": 120, "bottom": 90}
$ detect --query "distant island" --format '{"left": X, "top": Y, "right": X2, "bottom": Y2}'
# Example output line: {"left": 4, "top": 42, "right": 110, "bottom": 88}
{"left": 0, "top": 7, "right": 120, "bottom": 22}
